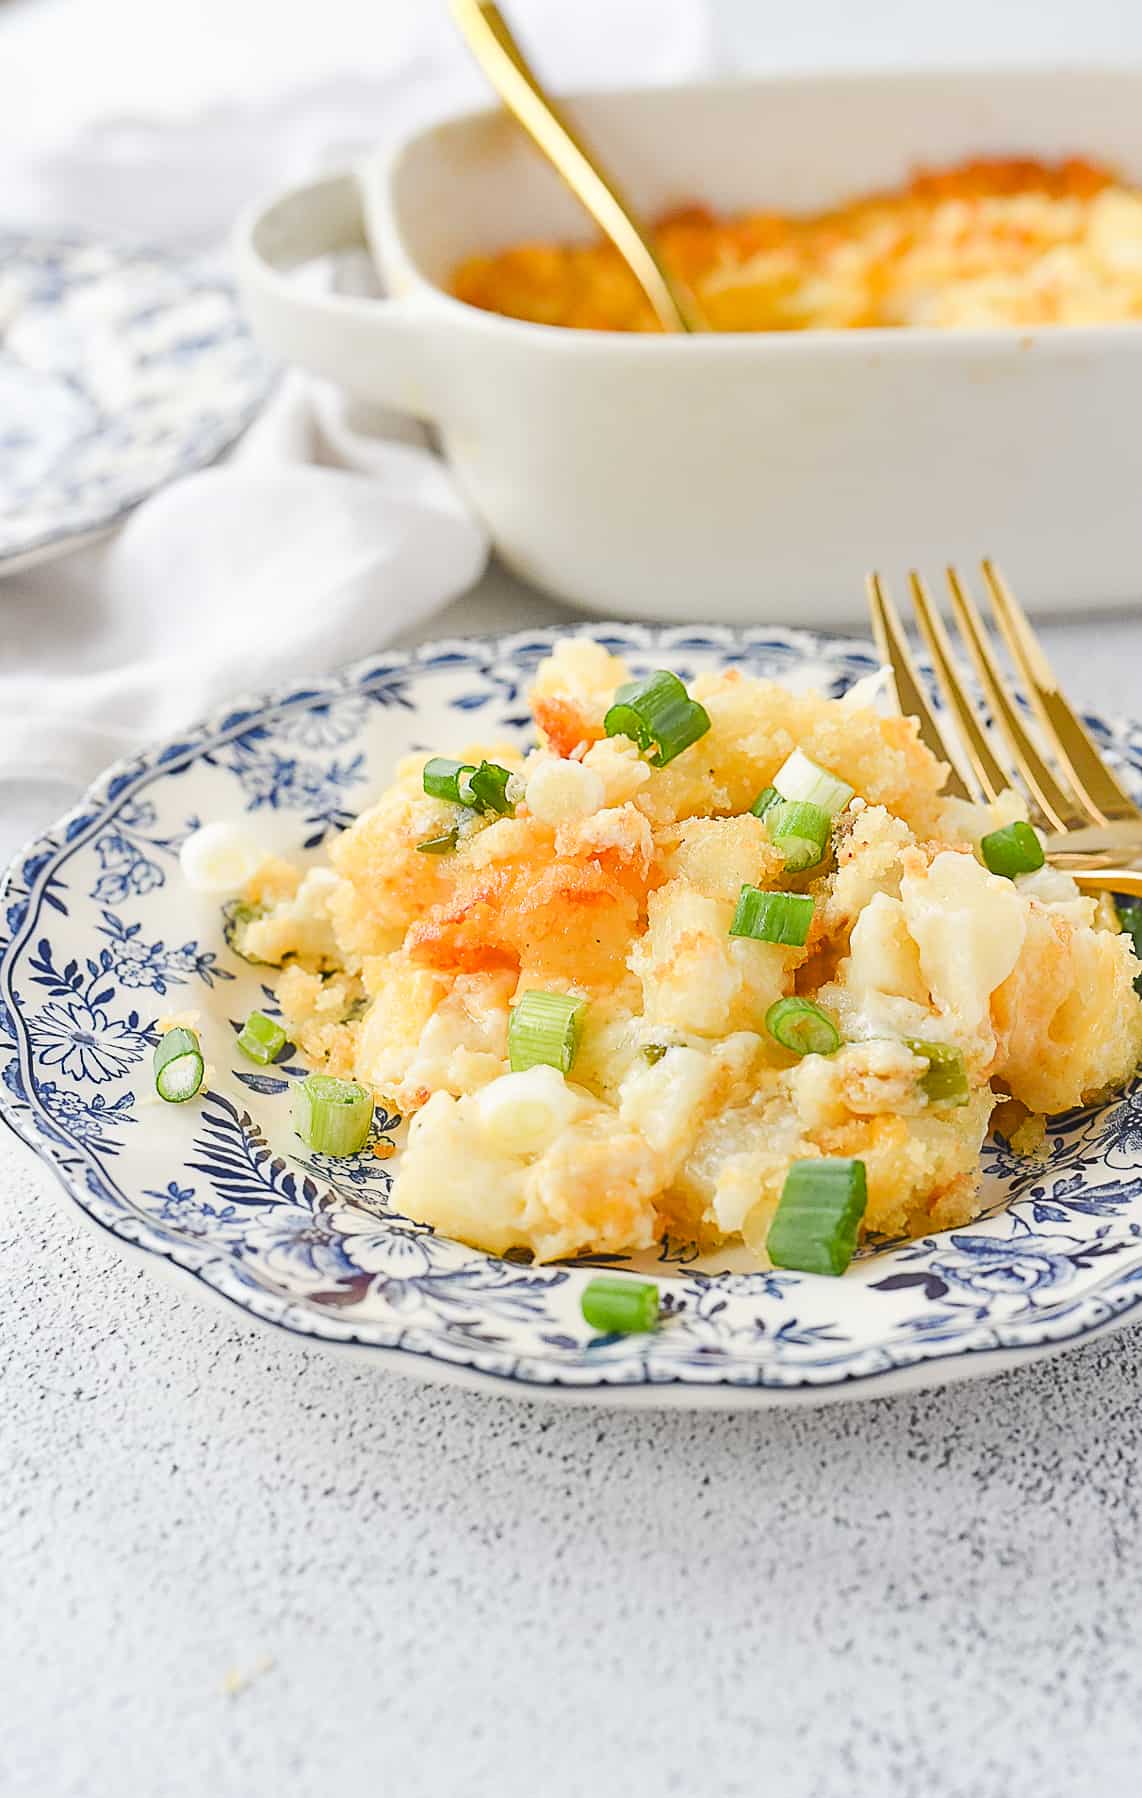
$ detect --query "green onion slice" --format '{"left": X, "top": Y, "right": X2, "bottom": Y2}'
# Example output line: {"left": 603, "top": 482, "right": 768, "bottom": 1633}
{"left": 416, "top": 827, "right": 460, "bottom": 854}
{"left": 581, "top": 1276, "right": 660, "bottom": 1334}
{"left": 750, "top": 785, "right": 781, "bottom": 821}
{"left": 772, "top": 748, "right": 854, "bottom": 817}
{"left": 508, "top": 990, "right": 586, "bottom": 1074}
{"left": 730, "top": 886, "right": 814, "bottom": 947}
{"left": 153, "top": 1027, "right": 205, "bottom": 1104}
{"left": 904, "top": 1037, "right": 970, "bottom": 1107}
{"left": 236, "top": 1010, "right": 288, "bottom": 1066}
{"left": 1117, "top": 898, "right": 1142, "bottom": 995}
{"left": 423, "top": 757, "right": 476, "bottom": 804}
{"left": 222, "top": 899, "right": 274, "bottom": 965}
{"left": 423, "top": 756, "right": 517, "bottom": 817}
{"left": 465, "top": 760, "right": 517, "bottom": 816}
{"left": 767, "top": 799, "right": 832, "bottom": 872}
{"left": 642, "top": 1043, "right": 671, "bottom": 1065}
{"left": 291, "top": 1075, "right": 373, "bottom": 1157}
{"left": 766, "top": 995, "right": 840, "bottom": 1057}
{"left": 767, "top": 1158, "right": 868, "bottom": 1277}
{"left": 1117, "top": 898, "right": 1142, "bottom": 951}
{"left": 980, "top": 820, "right": 1044, "bottom": 878}
{"left": 603, "top": 670, "right": 711, "bottom": 767}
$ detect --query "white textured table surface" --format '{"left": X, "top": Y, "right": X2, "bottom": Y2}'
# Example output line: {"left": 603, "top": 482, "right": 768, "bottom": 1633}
{"left": 3, "top": 568, "right": 1142, "bottom": 1798}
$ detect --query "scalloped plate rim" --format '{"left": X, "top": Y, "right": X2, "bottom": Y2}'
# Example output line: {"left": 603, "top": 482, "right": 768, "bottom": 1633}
{"left": 6, "top": 1109, "right": 1138, "bottom": 1411}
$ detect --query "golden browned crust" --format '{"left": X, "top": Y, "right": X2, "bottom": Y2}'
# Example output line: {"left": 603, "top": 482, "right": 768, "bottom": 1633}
{"left": 450, "top": 156, "right": 1142, "bottom": 333}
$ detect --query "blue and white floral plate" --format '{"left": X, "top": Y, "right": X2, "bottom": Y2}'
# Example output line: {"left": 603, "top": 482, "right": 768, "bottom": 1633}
{"left": 3, "top": 624, "right": 1142, "bottom": 1408}
{"left": 0, "top": 234, "right": 270, "bottom": 571}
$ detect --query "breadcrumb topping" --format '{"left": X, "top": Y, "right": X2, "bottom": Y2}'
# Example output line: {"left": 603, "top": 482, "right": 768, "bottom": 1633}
{"left": 237, "top": 637, "right": 1142, "bottom": 1265}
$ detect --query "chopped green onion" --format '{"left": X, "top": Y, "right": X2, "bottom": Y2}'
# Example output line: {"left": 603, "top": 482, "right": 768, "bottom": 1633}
{"left": 153, "top": 1027, "right": 204, "bottom": 1104}
{"left": 581, "top": 1276, "right": 660, "bottom": 1334}
{"left": 508, "top": 990, "right": 585, "bottom": 1074}
{"left": 222, "top": 899, "right": 273, "bottom": 965}
{"left": 767, "top": 799, "right": 832, "bottom": 872}
{"left": 603, "top": 670, "right": 711, "bottom": 767}
{"left": 750, "top": 785, "right": 781, "bottom": 821}
{"left": 772, "top": 748, "right": 854, "bottom": 817}
{"left": 423, "top": 756, "right": 517, "bottom": 817}
{"left": 1117, "top": 899, "right": 1142, "bottom": 995}
{"left": 465, "top": 760, "right": 517, "bottom": 816}
{"left": 904, "top": 1038, "right": 970, "bottom": 1107}
{"left": 980, "top": 820, "right": 1044, "bottom": 878}
{"left": 423, "top": 756, "right": 476, "bottom": 804}
{"left": 730, "top": 886, "right": 814, "bottom": 947}
{"left": 642, "top": 1043, "right": 671, "bottom": 1065}
{"left": 291, "top": 1074, "right": 373, "bottom": 1157}
{"left": 767, "top": 1158, "right": 868, "bottom": 1277}
{"left": 416, "top": 827, "right": 459, "bottom": 854}
{"left": 766, "top": 995, "right": 840, "bottom": 1057}
{"left": 236, "top": 1010, "right": 288, "bottom": 1066}
{"left": 1117, "top": 898, "right": 1142, "bottom": 947}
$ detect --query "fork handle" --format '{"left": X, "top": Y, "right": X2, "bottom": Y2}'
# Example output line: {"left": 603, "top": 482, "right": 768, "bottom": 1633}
{"left": 450, "top": 0, "right": 706, "bottom": 333}
{"left": 1073, "top": 868, "right": 1142, "bottom": 900}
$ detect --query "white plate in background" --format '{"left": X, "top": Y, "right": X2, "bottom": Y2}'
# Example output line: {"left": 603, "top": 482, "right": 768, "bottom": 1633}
{"left": 0, "top": 234, "right": 271, "bottom": 572}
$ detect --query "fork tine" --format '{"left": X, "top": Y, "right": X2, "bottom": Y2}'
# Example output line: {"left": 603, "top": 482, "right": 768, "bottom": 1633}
{"left": 866, "top": 573, "right": 974, "bottom": 801}
{"left": 907, "top": 571, "right": 1010, "bottom": 804}
{"left": 944, "top": 567, "right": 1083, "bottom": 833}
{"left": 980, "top": 560, "right": 1142, "bottom": 826}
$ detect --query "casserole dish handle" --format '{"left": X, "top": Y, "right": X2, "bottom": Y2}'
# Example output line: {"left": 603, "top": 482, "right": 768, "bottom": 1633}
{"left": 233, "top": 171, "right": 438, "bottom": 418}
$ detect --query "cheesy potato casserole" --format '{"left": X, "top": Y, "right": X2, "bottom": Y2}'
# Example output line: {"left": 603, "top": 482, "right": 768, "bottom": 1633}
{"left": 225, "top": 640, "right": 1142, "bottom": 1275}
{"left": 450, "top": 157, "right": 1142, "bottom": 332}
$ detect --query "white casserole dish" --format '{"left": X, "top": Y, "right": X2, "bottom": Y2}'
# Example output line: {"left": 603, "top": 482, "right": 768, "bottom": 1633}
{"left": 236, "top": 68, "right": 1142, "bottom": 624}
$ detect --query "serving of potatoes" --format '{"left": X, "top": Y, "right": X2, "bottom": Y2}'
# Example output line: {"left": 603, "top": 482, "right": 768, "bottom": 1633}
{"left": 235, "top": 639, "right": 1142, "bottom": 1267}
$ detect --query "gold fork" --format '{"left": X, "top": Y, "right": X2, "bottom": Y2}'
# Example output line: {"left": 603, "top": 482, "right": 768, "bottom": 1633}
{"left": 867, "top": 561, "right": 1142, "bottom": 901}
{"left": 450, "top": 0, "right": 707, "bottom": 334}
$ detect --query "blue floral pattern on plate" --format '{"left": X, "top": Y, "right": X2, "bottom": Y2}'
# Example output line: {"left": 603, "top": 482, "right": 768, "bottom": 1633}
{"left": 3, "top": 624, "right": 1142, "bottom": 1407}
{"left": 0, "top": 234, "right": 271, "bottom": 567}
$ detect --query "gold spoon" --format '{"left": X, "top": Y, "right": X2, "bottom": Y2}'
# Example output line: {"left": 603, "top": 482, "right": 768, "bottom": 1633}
{"left": 450, "top": 0, "right": 708, "bottom": 333}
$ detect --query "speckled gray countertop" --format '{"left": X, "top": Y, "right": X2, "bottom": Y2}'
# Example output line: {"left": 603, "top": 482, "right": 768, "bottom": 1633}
{"left": 3, "top": 569, "right": 1142, "bottom": 1798}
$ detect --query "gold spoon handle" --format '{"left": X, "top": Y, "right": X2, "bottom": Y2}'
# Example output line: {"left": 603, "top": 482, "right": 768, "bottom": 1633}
{"left": 450, "top": 0, "right": 707, "bottom": 334}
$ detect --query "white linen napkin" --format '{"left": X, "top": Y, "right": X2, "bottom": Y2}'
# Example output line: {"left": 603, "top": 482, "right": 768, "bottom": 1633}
{"left": 0, "top": 0, "right": 714, "bottom": 868}
{"left": 0, "top": 375, "right": 488, "bottom": 782}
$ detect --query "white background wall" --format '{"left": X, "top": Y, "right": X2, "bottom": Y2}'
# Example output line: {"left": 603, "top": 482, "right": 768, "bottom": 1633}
{"left": 4, "top": 0, "right": 1142, "bottom": 143}
{"left": 716, "top": 0, "right": 1142, "bottom": 67}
